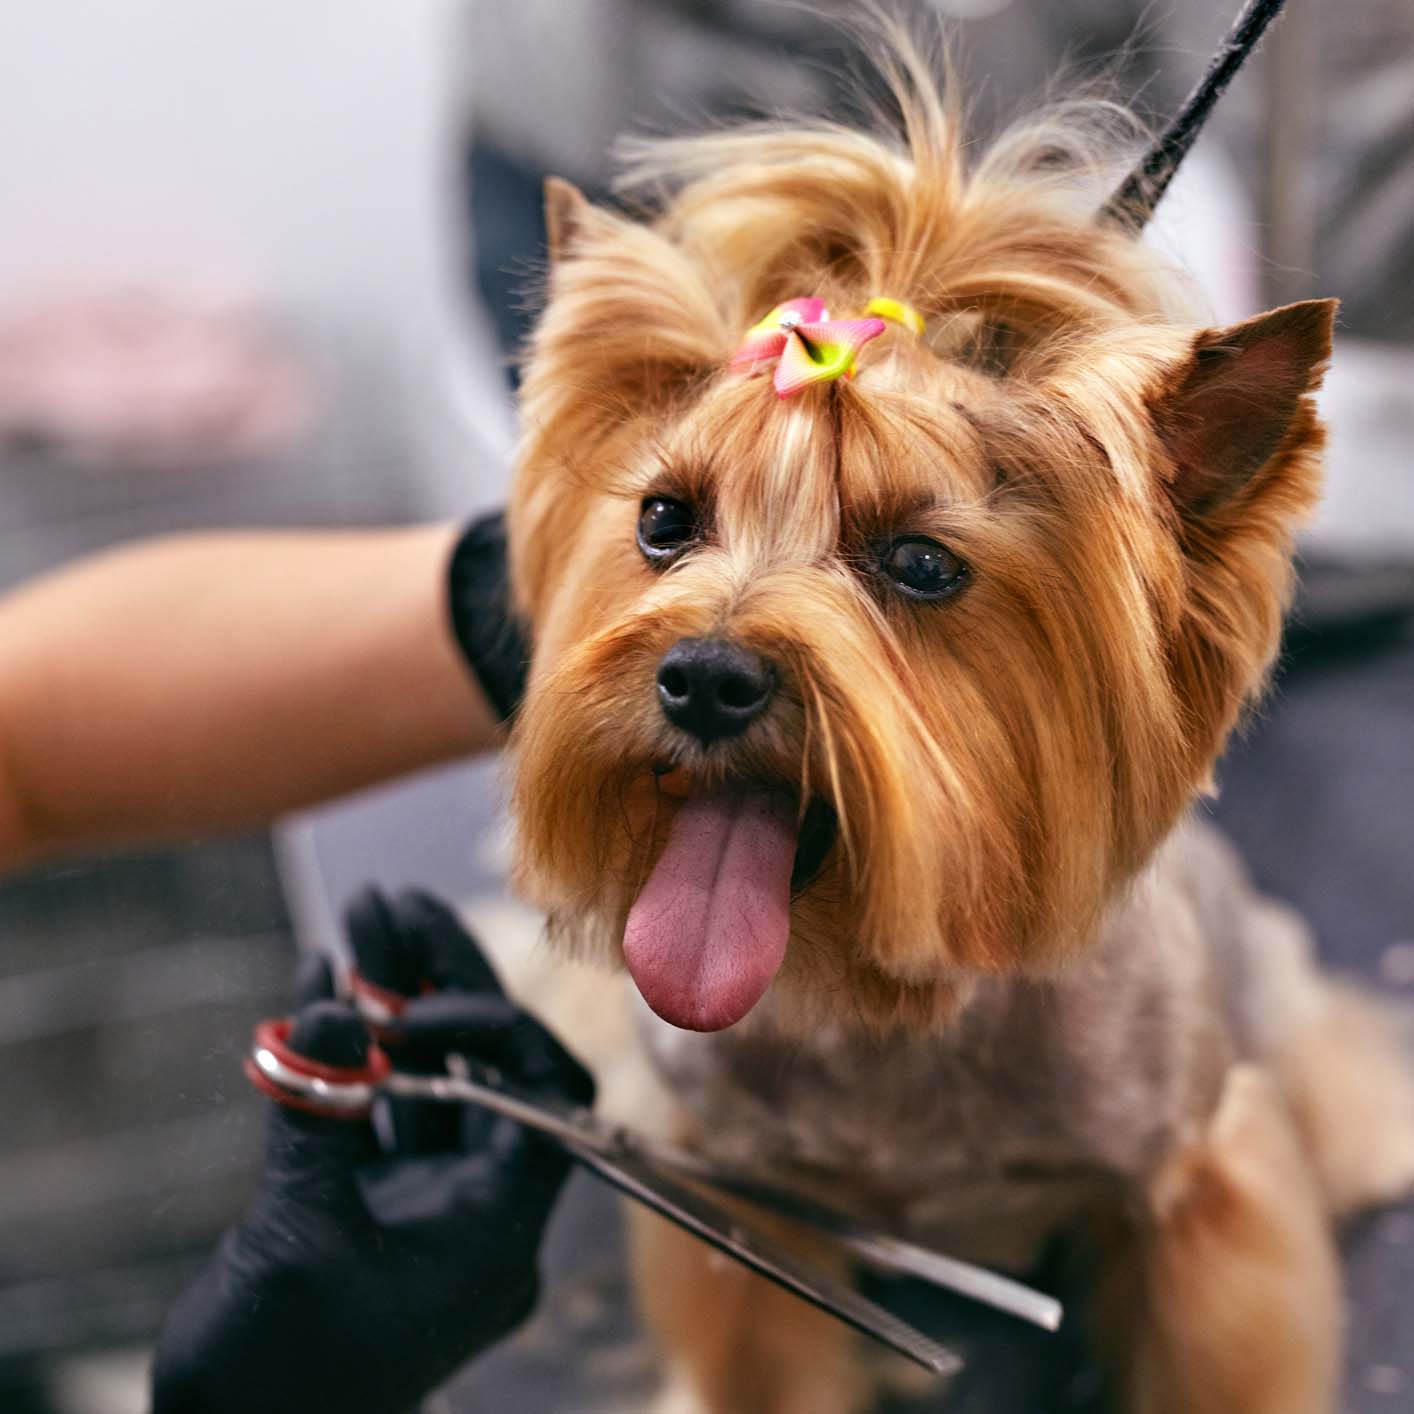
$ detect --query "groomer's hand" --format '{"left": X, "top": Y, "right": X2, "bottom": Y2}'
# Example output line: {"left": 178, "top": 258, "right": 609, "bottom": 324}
{"left": 151, "top": 888, "right": 593, "bottom": 1414}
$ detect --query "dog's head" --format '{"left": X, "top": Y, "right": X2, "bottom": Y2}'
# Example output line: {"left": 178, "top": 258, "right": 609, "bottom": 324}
{"left": 506, "top": 61, "right": 1333, "bottom": 1034}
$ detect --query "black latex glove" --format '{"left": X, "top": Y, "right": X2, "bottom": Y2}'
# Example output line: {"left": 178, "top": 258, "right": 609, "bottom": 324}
{"left": 152, "top": 888, "right": 593, "bottom": 1414}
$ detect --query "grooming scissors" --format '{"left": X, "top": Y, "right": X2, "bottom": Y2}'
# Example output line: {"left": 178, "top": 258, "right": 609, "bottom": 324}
{"left": 247, "top": 997, "right": 1062, "bottom": 1377}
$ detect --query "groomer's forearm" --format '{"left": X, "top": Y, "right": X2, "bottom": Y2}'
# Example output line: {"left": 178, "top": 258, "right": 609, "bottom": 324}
{"left": 0, "top": 524, "right": 498, "bottom": 869}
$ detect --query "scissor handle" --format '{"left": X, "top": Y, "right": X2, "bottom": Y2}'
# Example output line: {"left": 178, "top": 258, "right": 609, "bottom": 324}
{"left": 347, "top": 969, "right": 414, "bottom": 1028}
{"left": 244, "top": 1017, "right": 392, "bottom": 1120}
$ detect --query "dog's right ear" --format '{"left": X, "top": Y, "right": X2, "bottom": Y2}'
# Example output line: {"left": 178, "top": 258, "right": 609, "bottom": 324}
{"left": 544, "top": 177, "right": 591, "bottom": 264}
{"left": 1150, "top": 299, "right": 1336, "bottom": 522}
{"left": 1151, "top": 300, "right": 1335, "bottom": 773}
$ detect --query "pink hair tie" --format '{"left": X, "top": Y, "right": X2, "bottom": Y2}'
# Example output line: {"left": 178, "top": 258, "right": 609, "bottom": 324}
{"left": 729, "top": 298, "right": 887, "bottom": 399}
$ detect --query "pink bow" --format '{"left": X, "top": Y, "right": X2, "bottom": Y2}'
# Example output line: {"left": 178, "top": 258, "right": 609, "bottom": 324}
{"left": 728, "top": 298, "right": 886, "bottom": 399}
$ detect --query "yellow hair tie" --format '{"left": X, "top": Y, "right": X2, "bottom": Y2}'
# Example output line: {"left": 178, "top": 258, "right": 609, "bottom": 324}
{"left": 865, "top": 297, "right": 925, "bottom": 336}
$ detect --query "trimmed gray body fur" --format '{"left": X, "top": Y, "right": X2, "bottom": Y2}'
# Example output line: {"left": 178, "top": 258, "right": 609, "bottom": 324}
{"left": 638, "top": 815, "right": 1322, "bottom": 1270}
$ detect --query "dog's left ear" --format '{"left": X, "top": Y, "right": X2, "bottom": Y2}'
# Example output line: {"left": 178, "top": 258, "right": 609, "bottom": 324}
{"left": 1150, "top": 299, "right": 1337, "bottom": 519}
{"left": 527, "top": 175, "right": 727, "bottom": 409}
{"left": 544, "top": 177, "right": 591, "bottom": 265}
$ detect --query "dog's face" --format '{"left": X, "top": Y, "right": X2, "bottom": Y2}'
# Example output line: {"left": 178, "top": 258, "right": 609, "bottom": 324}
{"left": 508, "top": 144, "right": 1332, "bottom": 1036}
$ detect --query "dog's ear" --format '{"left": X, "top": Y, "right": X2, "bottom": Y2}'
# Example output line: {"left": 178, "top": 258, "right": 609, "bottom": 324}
{"left": 527, "top": 189, "right": 727, "bottom": 412}
{"left": 544, "top": 177, "right": 591, "bottom": 264}
{"left": 1152, "top": 299, "right": 1335, "bottom": 772}
{"left": 1150, "top": 299, "right": 1336, "bottom": 519}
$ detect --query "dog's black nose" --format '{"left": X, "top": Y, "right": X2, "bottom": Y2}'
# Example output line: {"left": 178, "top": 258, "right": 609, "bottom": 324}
{"left": 657, "top": 637, "right": 775, "bottom": 744}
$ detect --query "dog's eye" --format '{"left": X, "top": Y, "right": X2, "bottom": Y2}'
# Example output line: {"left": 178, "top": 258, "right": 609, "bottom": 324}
{"left": 638, "top": 497, "right": 697, "bottom": 564}
{"left": 880, "top": 536, "right": 968, "bottom": 600}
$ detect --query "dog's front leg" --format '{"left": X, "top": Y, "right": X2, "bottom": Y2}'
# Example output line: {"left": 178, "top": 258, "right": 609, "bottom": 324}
{"left": 1098, "top": 1064, "right": 1342, "bottom": 1414}
{"left": 629, "top": 1203, "right": 868, "bottom": 1414}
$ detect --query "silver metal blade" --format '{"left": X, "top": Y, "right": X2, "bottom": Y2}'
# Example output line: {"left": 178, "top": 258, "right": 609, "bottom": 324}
{"left": 382, "top": 1067, "right": 959, "bottom": 1374}
{"left": 381, "top": 1065, "right": 1057, "bottom": 1334}
{"left": 637, "top": 1144, "right": 1064, "bottom": 1331}
{"left": 381, "top": 1066, "right": 598, "bottom": 1150}
{"left": 571, "top": 1142, "right": 963, "bottom": 1379}
{"left": 839, "top": 1234, "right": 1062, "bottom": 1332}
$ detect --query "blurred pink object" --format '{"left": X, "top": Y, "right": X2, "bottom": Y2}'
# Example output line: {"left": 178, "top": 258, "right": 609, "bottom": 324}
{"left": 0, "top": 287, "right": 312, "bottom": 470}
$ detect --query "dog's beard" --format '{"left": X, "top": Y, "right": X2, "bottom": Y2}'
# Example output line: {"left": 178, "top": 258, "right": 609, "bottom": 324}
{"left": 506, "top": 430, "right": 1311, "bottom": 1037}
{"left": 507, "top": 386, "right": 1216, "bottom": 1036}
{"left": 507, "top": 557, "right": 1088, "bottom": 1035}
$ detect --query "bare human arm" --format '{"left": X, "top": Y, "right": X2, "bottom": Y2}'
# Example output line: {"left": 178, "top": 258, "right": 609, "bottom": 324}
{"left": 0, "top": 524, "right": 500, "bottom": 870}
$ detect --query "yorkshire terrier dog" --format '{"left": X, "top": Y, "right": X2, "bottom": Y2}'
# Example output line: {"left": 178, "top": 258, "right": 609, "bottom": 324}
{"left": 504, "top": 30, "right": 1414, "bottom": 1414}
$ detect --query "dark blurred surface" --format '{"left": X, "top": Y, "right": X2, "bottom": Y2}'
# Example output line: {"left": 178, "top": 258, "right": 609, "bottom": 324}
{"left": 471, "top": 0, "right": 1414, "bottom": 342}
{"left": 468, "top": 143, "right": 568, "bottom": 384}
{"left": 0, "top": 836, "right": 293, "bottom": 1413}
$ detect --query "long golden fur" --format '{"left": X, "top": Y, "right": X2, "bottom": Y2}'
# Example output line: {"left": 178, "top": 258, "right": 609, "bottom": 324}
{"left": 504, "top": 25, "right": 1412, "bottom": 1414}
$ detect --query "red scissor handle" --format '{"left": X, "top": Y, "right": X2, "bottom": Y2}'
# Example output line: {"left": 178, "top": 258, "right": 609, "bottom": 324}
{"left": 244, "top": 1016, "right": 392, "bottom": 1120}
{"left": 348, "top": 969, "right": 413, "bottom": 1029}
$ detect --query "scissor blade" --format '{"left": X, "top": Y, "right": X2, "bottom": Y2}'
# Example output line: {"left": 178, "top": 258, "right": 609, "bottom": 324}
{"left": 385, "top": 1066, "right": 1057, "bottom": 1334}
{"left": 643, "top": 1148, "right": 1063, "bottom": 1332}
{"left": 661, "top": 1153, "right": 1063, "bottom": 1329}
{"left": 570, "top": 1141, "right": 962, "bottom": 1379}
{"left": 838, "top": 1234, "right": 1063, "bottom": 1332}
{"left": 381, "top": 1067, "right": 604, "bottom": 1150}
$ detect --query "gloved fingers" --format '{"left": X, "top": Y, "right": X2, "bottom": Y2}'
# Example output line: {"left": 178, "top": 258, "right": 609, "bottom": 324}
{"left": 460, "top": 1114, "right": 576, "bottom": 1227}
{"left": 344, "top": 885, "right": 504, "bottom": 1000}
{"left": 346, "top": 887, "right": 520, "bottom": 1156}
{"left": 344, "top": 885, "right": 422, "bottom": 997}
{"left": 389, "top": 992, "right": 596, "bottom": 1111}
{"left": 360, "top": 1137, "right": 569, "bottom": 1252}
{"left": 343, "top": 886, "right": 493, "bottom": 1154}
{"left": 373, "top": 992, "right": 592, "bottom": 1160}
{"left": 343, "top": 885, "right": 592, "bottom": 1159}
{"left": 391, "top": 888, "right": 506, "bottom": 995}
{"left": 291, "top": 952, "right": 336, "bottom": 1010}
{"left": 262, "top": 1000, "right": 380, "bottom": 1199}
{"left": 287, "top": 997, "right": 372, "bottom": 1070}
{"left": 382, "top": 991, "right": 526, "bottom": 1050}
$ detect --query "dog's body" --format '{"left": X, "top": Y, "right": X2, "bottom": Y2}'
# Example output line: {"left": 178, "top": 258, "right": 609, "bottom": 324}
{"left": 624, "top": 817, "right": 1413, "bottom": 1414}
{"left": 504, "top": 31, "right": 1414, "bottom": 1412}
{"left": 639, "top": 818, "right": 1305, "bottom": 1273}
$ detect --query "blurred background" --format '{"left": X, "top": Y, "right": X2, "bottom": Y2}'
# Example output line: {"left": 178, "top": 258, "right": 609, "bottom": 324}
{"left": 0, "top": 1, "right": 1409, "bottom": 1410}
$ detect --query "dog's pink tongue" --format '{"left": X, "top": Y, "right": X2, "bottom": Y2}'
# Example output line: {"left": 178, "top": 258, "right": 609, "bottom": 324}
{"left": 624, "top": 786, "right": 797, "bottom": 1032}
